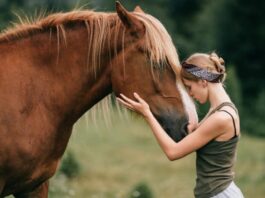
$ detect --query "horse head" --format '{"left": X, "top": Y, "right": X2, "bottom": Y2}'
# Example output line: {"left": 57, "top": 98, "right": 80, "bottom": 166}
{"left": 111, "top": 2, "right": 198, "bottom": 142}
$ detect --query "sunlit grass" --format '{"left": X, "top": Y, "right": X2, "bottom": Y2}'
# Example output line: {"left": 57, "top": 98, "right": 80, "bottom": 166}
{"left": 6, "top": 111, "right": 265, "bottom": 198}
{"left": 48, "top": 112, "right": 265, "bottom": 198}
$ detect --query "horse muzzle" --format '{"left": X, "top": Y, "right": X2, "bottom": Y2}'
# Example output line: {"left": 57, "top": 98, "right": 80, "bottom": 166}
{"left": 154, "top": 111, "right": 189, "bottom": 142}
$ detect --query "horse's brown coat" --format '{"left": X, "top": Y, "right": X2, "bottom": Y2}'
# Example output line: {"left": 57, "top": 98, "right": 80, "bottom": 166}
{"left": 0, "top": 2, "right": 195, "bottom": 197}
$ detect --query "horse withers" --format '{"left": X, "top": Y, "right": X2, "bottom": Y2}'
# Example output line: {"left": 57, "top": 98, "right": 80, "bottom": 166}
{"left": 0, "top": 2, "right": 197, "bottom": 197}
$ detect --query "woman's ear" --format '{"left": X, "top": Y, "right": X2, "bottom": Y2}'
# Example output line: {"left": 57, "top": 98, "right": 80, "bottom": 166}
{"left": 200, "top": 80, "right": 208, "bottom": 88}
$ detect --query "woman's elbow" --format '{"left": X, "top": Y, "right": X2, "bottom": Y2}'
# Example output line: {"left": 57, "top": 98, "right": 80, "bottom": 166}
{"left": 166, "top": 150, "right": 180, "bottom": 161}
{"left": 167, "top": 155, "right": 176, "bottom": 161}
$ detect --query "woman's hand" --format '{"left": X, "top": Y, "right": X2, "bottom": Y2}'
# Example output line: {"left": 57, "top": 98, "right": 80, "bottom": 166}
{"left": 117, "top": 92, "right": 152, "bottom": 118}
{"left": 187, "top": 123, "right": 198, "bottom": 134}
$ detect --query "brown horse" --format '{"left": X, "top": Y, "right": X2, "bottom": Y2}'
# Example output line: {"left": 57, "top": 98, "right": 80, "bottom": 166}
{"left": 0, "top": 2, "right": 197, "bottom": 197}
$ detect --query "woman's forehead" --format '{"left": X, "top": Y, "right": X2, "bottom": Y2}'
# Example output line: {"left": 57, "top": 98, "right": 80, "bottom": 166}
{"left": 182, "top": 79, "right": 193, "bottom": 85}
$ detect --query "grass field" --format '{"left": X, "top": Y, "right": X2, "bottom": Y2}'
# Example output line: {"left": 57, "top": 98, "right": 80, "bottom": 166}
{"left": 7, "top": 111, "right": 265, "bottom": 198}
{"left": 46, "top": 111, "right": 265, "bottom": 198}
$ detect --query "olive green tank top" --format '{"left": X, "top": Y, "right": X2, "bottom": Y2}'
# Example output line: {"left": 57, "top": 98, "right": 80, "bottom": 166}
{"left": 194, "top": 102, "right": 239, "bottom": 198}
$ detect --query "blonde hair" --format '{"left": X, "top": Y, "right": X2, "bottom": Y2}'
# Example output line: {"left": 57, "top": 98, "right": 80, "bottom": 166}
{"left": 181, "top": 52, "right": 226, "bottom": 83}
{"left": 0, "top": 10, "right": 180, "bottom": 76}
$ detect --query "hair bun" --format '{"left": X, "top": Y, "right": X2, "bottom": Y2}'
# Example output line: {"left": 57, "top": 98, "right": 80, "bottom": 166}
{"left": 209, "top": 52, "right": 226, "bottom": 74}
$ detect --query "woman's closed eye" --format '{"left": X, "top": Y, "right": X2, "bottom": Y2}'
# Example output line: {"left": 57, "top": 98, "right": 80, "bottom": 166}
{"left": 185, "top": 85, "right": 191, "bottom": 91}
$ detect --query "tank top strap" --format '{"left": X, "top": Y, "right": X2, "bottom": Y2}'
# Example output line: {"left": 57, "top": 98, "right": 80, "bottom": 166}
{"left": 216, "top": 102, "right": 238, "bottom": 114}
{"left": 217, "top": 109, "right": 237, "bottom": 137}
{"left": 208, "top": 102, "right": 238, "bottom": 117}
{"left": 205, "top": 102, "right": 238, "bottom": 138}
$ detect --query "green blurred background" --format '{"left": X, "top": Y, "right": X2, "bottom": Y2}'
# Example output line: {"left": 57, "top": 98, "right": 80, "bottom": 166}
{"left": 1, "top": 0, "right": 264, "bottom": 197}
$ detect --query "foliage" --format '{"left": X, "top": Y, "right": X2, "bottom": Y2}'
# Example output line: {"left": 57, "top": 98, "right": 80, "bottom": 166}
{"left": 0, "top": 0, "right": 75, "bottom": 30}
{"left": 169, "top": 0, "right": 265, "bottom": 103}
{"left": 253, "top": 90, "right": 265, "bottom": 137}
{"left": 168, "top": 0, "right": 209, "bottom": 59}
{"left": 242, "top": 90, "right": 265, "bottom": 137}
{"left": 224, "top": 65, "right": 264, "bottom": 137}
{"left": 167, "top": 0, "right": 264, "bottom": 137}
{"left": 48, "top": 174, "right": 76, "bottom": 197}
{"left": 190, "top": 0, "right": 265, "bottom": 100}
{"left": 93, "top": 0, "right": 176, "bottom": 36}
{"left": 215, "top": 0, "right": 265, "bottom": 99}
{"left": 59, "top": 150, "right": 81, "bottom": 179}
{"left": 129, "top": 182, "right": 154, "bottom": 198}
{"left": 225, "top": 66, "right": 242, "bottom": 109}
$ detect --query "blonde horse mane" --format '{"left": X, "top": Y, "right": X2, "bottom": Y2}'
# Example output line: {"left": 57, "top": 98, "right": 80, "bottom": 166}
{"left": 0, "top": 9, "right": 195, "bottom": 125}
{"left": 0, "top": 9, "right": 181, "bottom": 72}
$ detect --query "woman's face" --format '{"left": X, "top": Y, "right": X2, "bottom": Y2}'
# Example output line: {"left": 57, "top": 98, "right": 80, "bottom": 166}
{"left": 182, "top": 79, "right": 208, "bottom": 104}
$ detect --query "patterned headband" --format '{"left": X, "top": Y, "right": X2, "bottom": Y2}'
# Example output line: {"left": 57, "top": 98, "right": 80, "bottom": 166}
{"left": 181, "top": 62, "right": 223, "bottom": 83}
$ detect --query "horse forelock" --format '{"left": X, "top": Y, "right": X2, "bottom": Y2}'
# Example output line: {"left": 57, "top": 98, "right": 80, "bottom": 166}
{"left": 131, "top": 13, "right": 198, "bottom": 120}
{"left": 132, "top": 12, "right": 181, "bottom": 73}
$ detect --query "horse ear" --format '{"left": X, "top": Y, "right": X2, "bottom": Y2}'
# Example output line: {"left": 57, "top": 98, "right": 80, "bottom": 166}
{"left": 115, "top": 1, "right": 145, "bottom": 38}
{"left": 134, "top": 6, "right": 145, "bottom": 13}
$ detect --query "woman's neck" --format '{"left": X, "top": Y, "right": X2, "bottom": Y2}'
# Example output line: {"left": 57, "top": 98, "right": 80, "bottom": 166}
{"left": 208, "top": 83, "right": 231, "bottom": 110}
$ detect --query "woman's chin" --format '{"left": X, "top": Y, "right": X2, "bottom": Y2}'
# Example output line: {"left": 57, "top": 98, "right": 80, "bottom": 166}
{"left": 198, "top": 99, "right": 207, "bottom": 104}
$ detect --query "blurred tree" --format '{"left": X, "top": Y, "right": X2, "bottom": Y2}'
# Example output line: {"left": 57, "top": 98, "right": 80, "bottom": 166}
{"left": 129, "top": 182, "right": 154, "bottom": 198}
{"left": 168, "top": 0, "right": 209, "bottom": 59}
{"left": 168, "top": 0, "right": 265, "bottom": 100}
{"left": 189, "top": 0, "right": 265, "bottom": 136}
{"left": 167, "top": 0, "right": 264, "bottom": 136}
{"left": 225, "top": 66, "right": 242, "bottom": 109}
{"left": 0, "top": 0, "right": 76, "bottom": 31}
{"left": 211, "top": 0, "right": 265, "bottom": 102}
{"left": 92, "top": 0, "right": 176, "bottom": 41}
{"left": 0, "top": 0, "right": 25, "bottom": 29}
{"left": 243, "top": 90, "right": 265, "bottom": 137}
{"left": 59, "top": 150, "right": 81, "bottom": 179}
{"left": 178, "top": 0, "right": 265, "bottom": 103}
{"left": 35, "top": 0, "right": 75, "bottom": 11}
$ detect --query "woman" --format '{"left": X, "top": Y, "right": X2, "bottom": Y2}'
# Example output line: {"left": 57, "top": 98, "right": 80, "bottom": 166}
{"left": 117, "top": 52, "right": 244, "bottom": 198}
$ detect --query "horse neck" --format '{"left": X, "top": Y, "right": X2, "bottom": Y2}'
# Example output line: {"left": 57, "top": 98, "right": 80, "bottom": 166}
{"left": 0, "top": 17, "right": 127, "bottom": 159}
{"left": 2, "top": 23, "right": 115, "bottom": 128}
{"left": 0, "top": 17, "right": 127, "bottom": 127}
{"left": 49, "top": 23, "right": 117, "bottom": 125}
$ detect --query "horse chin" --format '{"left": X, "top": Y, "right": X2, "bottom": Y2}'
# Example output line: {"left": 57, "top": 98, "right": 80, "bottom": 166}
{"left": 154, "top": 112, "right": 189, "bottom": 142}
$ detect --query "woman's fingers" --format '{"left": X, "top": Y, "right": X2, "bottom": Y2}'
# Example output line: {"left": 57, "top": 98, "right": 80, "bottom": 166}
{"left": 133, "top": 92, "right": 140, "bottom": 101}
{"left": 117, "top": 98, "right": 134, "bottom": 110}
{"left": 118, "top": 93, "right": 151, "bottom": 117}
{"left": 133, "top": 92, "right": 149, "bottom": 107}
{"left": 133, "top": 92, "right": 145, "bottom": 103}
{"left": 120, "top": 93, "right": 148, "bottom": 107}
{"left": 120, "top": 94, "right": 138, "bottom": 106}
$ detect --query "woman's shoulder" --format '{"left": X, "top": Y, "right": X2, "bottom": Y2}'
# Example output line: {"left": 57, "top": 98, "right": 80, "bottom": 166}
{"left": 213, "top": 106, "right": 240, "bottom": 140}
{"left": 214, "top": 110, "right": 235, "bottom": 122}
{"left": 207, "top": 111, "right": 230, "bottom": 130}
{"left": 194, "top": 111, "right": 231, "bottom": 139}
{"left": 195, "top": 112, "right": 230, "bottom": 140}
